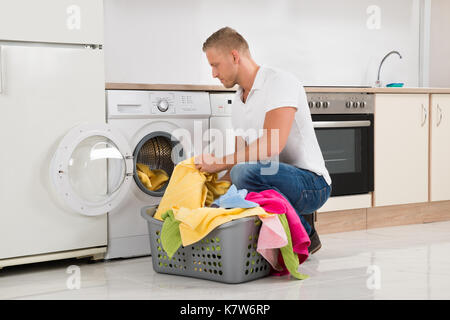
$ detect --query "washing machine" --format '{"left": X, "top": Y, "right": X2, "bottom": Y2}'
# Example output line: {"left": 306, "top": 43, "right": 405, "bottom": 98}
{"left": 104, "top": 90, "right": 211, "bottom": 259}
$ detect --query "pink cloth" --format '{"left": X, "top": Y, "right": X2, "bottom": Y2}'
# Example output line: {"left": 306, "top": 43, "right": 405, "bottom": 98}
{"left": 245, "top": 190, "right": 311, "bottom": 267}
{"left": 257, "top": 215, "right": 288, "bottom": 271}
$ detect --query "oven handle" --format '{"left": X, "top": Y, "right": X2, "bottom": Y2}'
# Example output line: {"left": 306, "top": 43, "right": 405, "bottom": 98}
{"left": 313, "top": 120, "right": 371, "bottom": 128}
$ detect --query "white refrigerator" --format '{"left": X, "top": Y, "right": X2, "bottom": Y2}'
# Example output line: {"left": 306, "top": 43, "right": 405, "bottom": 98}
{"left": 0, "top": 0, "right": 112, "bottom": 268}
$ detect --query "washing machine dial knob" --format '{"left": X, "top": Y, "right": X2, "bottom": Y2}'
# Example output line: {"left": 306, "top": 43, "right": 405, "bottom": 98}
{"left": 157, "top": 98, "right": 170, "bottom": 112}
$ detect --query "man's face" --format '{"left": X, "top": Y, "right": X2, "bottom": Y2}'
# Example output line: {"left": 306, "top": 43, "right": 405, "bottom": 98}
{"left": 205, "top": 47, "right": 238, "bottom": 88}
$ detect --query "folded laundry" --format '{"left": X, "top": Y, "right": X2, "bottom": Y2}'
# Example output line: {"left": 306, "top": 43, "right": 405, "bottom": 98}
{"left": 154, "top": 157, "right": 231, "bottom": 220}
{"left": 212, "top": 184, "right": 259, "bottom": 209}
{"left": 172, "top": 205, "right": 272, "bottom": 247}
{"left": 245, "top": 189, "right": 311, "bottom": 265}
{"left": 136, "top": 163, "right": 169, "bottom": 191}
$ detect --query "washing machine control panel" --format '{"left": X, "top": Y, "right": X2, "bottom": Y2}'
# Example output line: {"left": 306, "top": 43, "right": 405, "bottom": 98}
{"left": 149, "top": 92, "right": 175, "bottom": 114}
{"left": 106, "top": 90, "right": 211, "bottom": 117}
{"left": 150, "top": 91, "right": 211, "bottom": 116}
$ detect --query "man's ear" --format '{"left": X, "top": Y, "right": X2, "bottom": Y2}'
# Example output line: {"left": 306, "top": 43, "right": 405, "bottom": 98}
{"left": 230, "top": 49, "right": 240, "bottom": 64}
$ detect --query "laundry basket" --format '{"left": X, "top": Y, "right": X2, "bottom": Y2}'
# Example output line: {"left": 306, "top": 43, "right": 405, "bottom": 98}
{"left": 141, "top": 205, "right": 271, "bottom": 284}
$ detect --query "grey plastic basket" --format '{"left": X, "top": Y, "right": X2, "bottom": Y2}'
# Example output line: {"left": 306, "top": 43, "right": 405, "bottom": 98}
{"left": 141, "top": 205, "right": 271, "bottom": 284}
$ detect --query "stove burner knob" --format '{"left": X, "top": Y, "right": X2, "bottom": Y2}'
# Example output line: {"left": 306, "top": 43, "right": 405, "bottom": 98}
{"left": 315, "top": 101, "right": 323, "bottom": 108}
{"left": 346, "top": 101, "right": 352, "bottom": 108}
{"left": 360, "top": 101, "right": 366, "bottom": 108}
{"left": 308, "top": 101, "right": 314, "bottom": 109}
{"left": 353, "top": 101, "right": 360, "bottom": 108}
{"left": 323, "top": 101, "right": 330, "bottom": 108}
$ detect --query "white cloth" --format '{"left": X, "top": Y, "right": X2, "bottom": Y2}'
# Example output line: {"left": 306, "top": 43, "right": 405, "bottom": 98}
{"left": 231, "top": 65, "right": 332, "bottom": 186}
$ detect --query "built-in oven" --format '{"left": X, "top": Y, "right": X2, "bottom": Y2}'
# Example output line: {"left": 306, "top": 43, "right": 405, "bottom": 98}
{"left": 307, "top": 92, "right": 374, "bottom": 197}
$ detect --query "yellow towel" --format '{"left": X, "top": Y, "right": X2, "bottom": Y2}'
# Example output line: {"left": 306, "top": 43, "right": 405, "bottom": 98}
{"left": 172, "top": 206, "right": 273, "bottom": 246}
{"left": 154, "top": 157, "right": 231, "bottom": 220}
{"left": 137, "top": 170, "right": 152, "bottom": 189}
{"left": 136, "top": 163, "right": 169, "bottom": 191}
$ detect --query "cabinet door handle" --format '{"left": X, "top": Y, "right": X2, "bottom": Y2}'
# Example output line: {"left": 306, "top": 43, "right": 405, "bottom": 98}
{"left": 437, "top": 104, "right": 443, "bottom": 127}
{"left": 421, "top": 104, "right": 427, "bottom": 127}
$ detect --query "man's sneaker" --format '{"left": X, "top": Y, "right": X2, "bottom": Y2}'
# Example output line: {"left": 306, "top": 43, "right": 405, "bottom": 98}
{"left": 308, "top": 229, "right": 322, "bottom": 254}
{"left": 304, "top": 212, "right": 322, "bottom": 254}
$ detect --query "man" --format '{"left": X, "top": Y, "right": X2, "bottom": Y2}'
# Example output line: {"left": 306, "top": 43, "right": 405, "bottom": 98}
{"left": 195, "top": 27, "right": 331, "bottom": 254}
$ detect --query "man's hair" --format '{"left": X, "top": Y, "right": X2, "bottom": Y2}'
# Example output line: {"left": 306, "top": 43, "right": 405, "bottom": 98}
{"left": 202, "top": 27, "right": 249, "bottom": 53}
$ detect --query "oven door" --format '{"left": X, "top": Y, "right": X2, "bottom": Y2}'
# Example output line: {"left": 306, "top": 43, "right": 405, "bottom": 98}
{"left": 312, "top": 114, "right": 374, "bottom": 197}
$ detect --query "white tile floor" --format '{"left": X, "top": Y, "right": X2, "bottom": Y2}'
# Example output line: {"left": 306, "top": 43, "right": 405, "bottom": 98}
{"left": 1, "top": 220, "right": 450, "bottom": 300}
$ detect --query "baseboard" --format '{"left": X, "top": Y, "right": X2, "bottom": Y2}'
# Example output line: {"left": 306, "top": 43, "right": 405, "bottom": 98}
{"left": 0, "top": 247, "right": 107, "bottom": 270}
{"left": 316, "top": 200, "right": 450, "bottom": 234}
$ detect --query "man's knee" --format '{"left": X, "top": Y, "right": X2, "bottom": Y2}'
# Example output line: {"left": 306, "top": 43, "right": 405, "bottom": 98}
{"left": 230, "top": 163, "right": 261, "bottom": 189}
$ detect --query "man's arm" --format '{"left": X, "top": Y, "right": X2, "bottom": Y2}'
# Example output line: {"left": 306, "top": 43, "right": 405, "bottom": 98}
{"left": 219, "top": 135, "right": 246, "bottom": 181}
{"left": 220, "top": 106, "right": 296, "bottom": 170}
{"left": 195, "top": 107, "right": 296, "bottom": 173}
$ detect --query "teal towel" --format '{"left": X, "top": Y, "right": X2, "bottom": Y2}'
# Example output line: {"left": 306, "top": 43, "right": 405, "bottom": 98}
{"left": 160, "top": 210, "right": 182, "bottom": 258}
{"left": 278, "top": 214, "right": 309, "bottom": 280}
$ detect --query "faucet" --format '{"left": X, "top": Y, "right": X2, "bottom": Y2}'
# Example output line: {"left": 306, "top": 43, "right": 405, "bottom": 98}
{"left": 375, "top": 50, "right": 402, "bottom": 87}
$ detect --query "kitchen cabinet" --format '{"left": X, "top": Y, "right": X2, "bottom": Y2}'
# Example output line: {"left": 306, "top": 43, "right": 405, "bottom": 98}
{"left": 430, "top": 94, "right": 450, "bottom": 201}
{"left": 374, "top": 94, "right": 429, "bottom": 207}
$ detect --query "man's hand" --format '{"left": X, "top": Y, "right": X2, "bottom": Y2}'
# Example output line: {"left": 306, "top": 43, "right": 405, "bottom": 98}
{"left": 220, "top": 169, "right": 232, "bottom": 182}
{"left": 194, "top": 153, "right": 225, "bottom": 174}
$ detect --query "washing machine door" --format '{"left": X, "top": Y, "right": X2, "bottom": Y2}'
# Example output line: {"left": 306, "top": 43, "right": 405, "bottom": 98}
{"left": 50, "top": 123, "right": 133, "bottom": 216}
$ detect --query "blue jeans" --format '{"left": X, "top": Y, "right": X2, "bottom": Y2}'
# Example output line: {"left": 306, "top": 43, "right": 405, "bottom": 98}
{"left": 230, "top": 161, "right": 331, "bottom": 235}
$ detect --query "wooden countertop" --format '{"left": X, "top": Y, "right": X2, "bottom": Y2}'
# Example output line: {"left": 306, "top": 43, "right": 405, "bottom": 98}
{"left": 305, "top": 87, "right": 450, "bottom": 94}
{"left": 105, "top": 82, "right": 450, "bottom": 94}
{"left": 105, "top": 83, "right": 235, "bottom": 92}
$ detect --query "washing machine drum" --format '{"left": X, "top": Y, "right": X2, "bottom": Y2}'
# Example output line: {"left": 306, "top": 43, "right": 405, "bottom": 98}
{"left": 134, "top": 133, "right": 184, "bottom": 196}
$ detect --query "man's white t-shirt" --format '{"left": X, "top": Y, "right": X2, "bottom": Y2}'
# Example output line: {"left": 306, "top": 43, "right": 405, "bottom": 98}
{"left": 231, "top": 65, "right": 332, "bottom": 186}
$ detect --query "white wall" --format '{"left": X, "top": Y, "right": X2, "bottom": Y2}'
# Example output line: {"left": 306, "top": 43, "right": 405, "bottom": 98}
{"left": 104, "top": 0, "right": 422, "bottom": 87}
{"left": 429, "top": 0, "right": 450, "bottom": 87}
